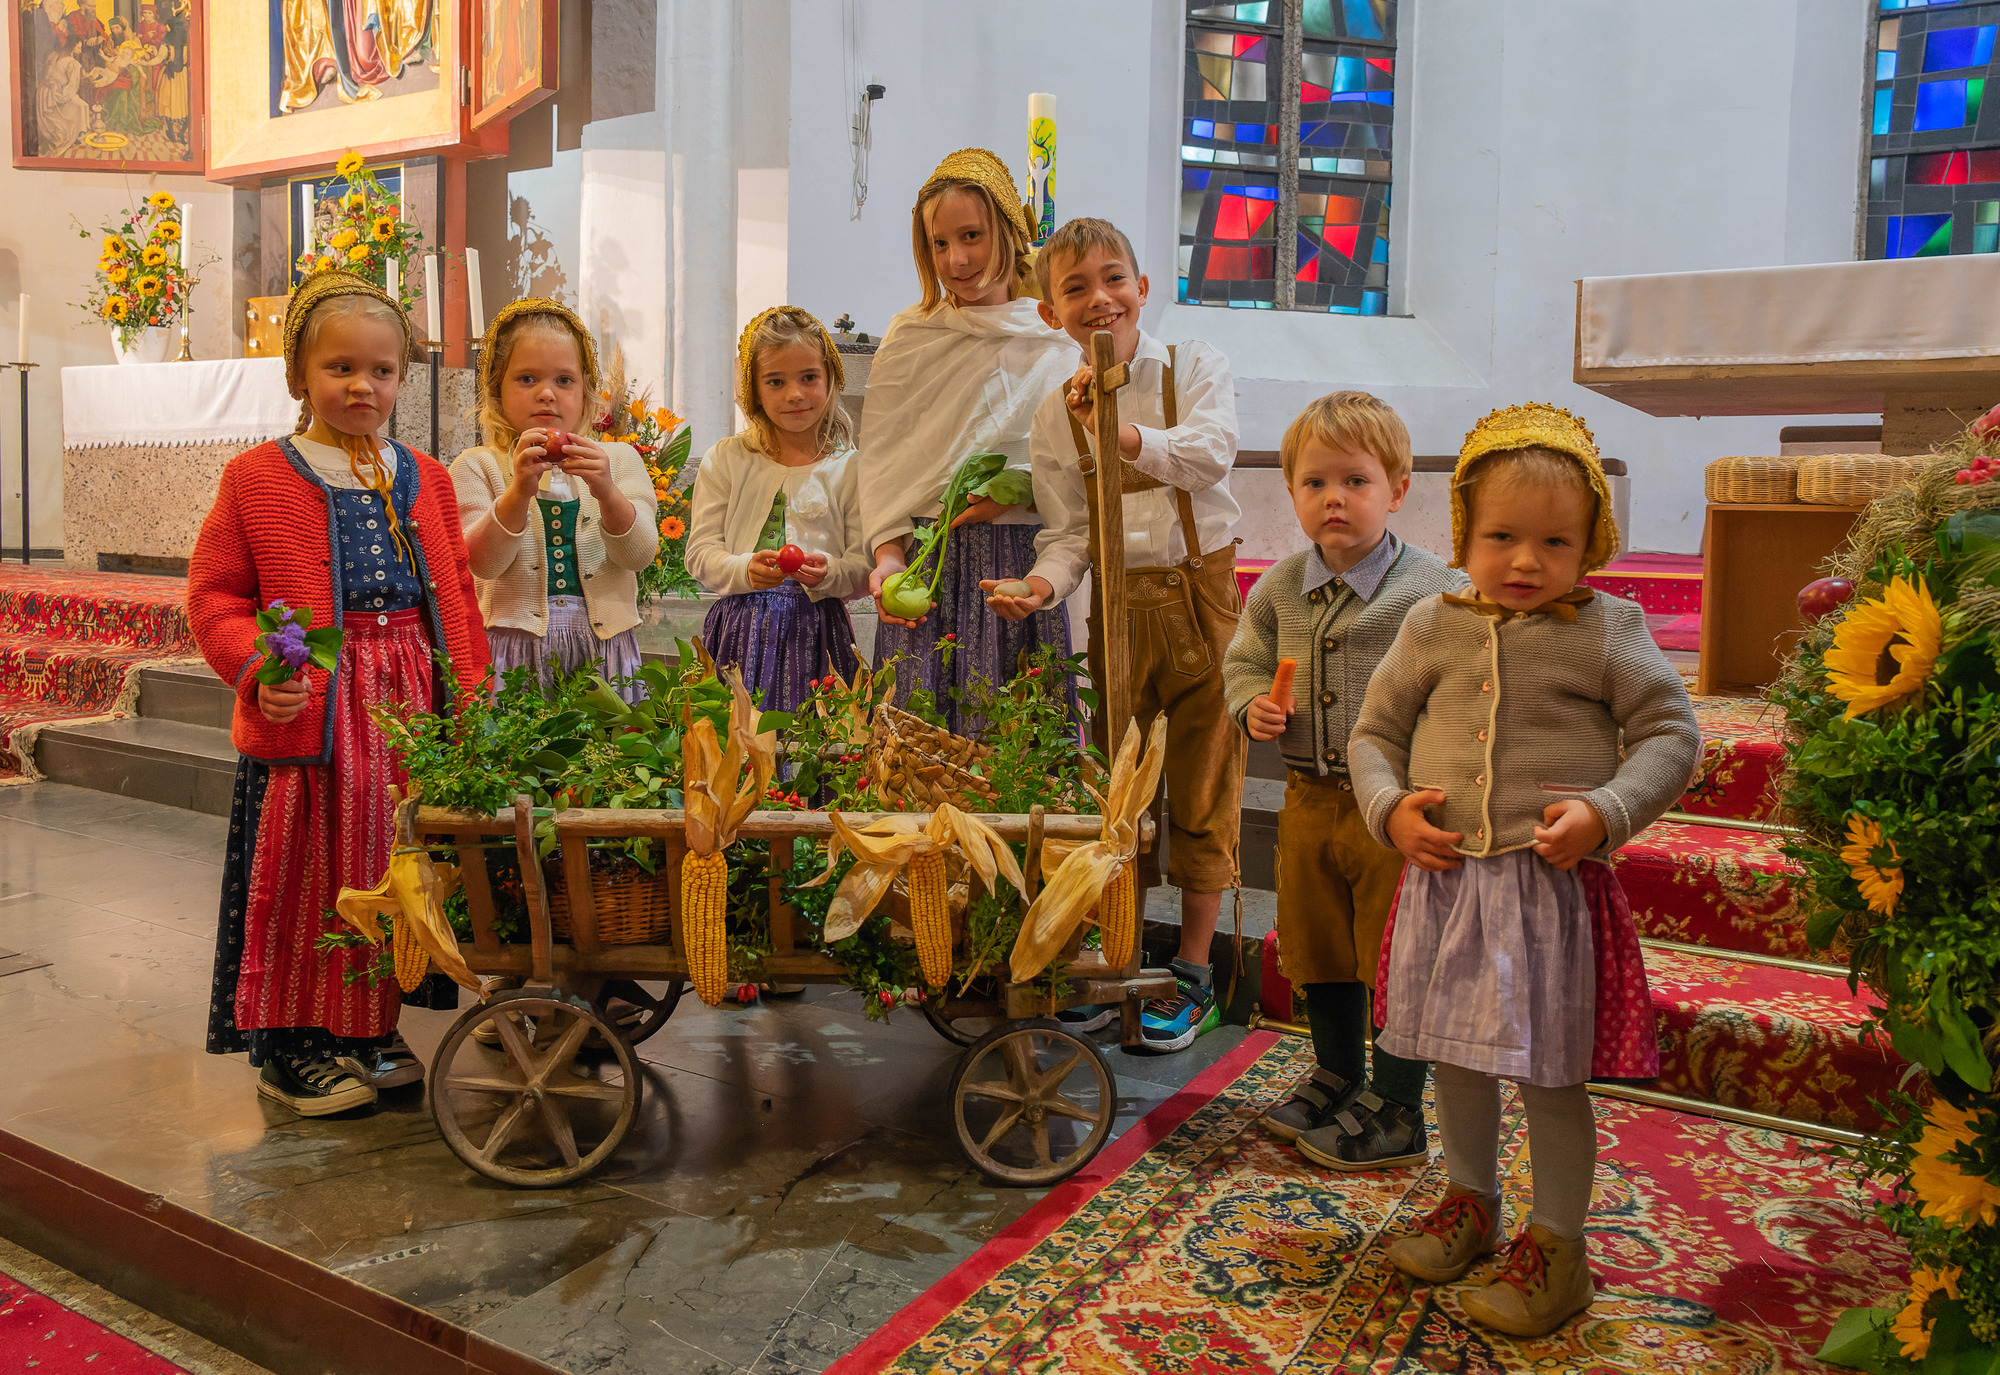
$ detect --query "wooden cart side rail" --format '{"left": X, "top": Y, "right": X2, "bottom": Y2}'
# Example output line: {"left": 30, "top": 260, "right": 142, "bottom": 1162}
{"left": 540, "top": 807, "right": 1122, "bottom": 843}
{"left": 453, "top": 943, "right": 851, "bottom": 980}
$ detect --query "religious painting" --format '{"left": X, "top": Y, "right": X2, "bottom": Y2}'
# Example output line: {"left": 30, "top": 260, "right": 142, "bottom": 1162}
{"left": 285, "top": 161, "right": 401, "bottom": 286}
{"left": 469, "top": 0, "right": 554, "bottom": 131}
{"left": 11, "top": 0, "right": 206, "bottom": 170}
{"left": 205, "top": 0, "right": 484, "bottom": 182}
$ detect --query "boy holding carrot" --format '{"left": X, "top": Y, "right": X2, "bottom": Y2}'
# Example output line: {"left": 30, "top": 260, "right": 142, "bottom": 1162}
{"left": 1221, "top": 391, "right": 1465, "bottom": 1170}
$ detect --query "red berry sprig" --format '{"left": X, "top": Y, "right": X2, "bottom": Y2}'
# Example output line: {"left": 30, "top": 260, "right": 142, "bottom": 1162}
{"left": 1956, "top": 455, "right": 1998, "bottom": 485}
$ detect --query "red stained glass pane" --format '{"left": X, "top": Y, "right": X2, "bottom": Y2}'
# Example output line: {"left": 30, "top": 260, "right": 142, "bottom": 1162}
{"left": 1215, "top": 194, "right": 1251, "bottom": 240}
{"left": 1301, "top": 80, "right": 1332, "bottom": 100}
{"left": 1296, "top": 255, "right": 1320, "bottom": 283}
{"left": 1206, "top": 246, "right": 1251, "bottom": 278}
{"left": 1366, "top": 57, "right": 1391, "bottom": 71}
{"left": 1909, "top": 152, "right": 1952, "bottom": 184}
{"left": 1233, "top": 34, "right": 1265, "bottom": 58}
{"left": 1950, "top": 150, "right": 1972, "bottom": 182}
{"left": 1971, "top": 148, "right": 2000, "bottom": 181}
{"left": 1327, "top": 194, "right": 1363, "bottom": 222}
{"left": 1250, "top": 245, "right": 1275, "bottom": 277}
{"left": 1327, "top": 223, "right": 1360, "bottom": 259}
{"left": 1244, "top": 197, "right": 1275, "bottom": 235}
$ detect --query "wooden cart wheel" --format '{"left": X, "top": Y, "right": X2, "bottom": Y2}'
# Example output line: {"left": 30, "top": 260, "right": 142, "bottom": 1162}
{"left": 430, "top": 990, "right": 640, "bottom": 1188}
{"left": 950, "top": 1018, "right": 1115, "bottom": 1186}
{"left": 591, "top": 979, "right": 685, "bottom": 1048}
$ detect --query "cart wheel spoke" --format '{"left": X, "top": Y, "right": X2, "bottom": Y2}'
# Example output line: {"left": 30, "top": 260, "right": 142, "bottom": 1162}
{"left": 545, "top": 1076, "right": 626, "bottom": 1102}
{"left": 491, "top": 1009, "right": 540, "bottom": 1068}
{"left": 445, "top": 1074, "right": 523, "bottom": 1096}
{"left": 1030, "top": 1050, "right": 1081, "bottom": 1097}
{"left": 540, "top": 1013, "right": 594, "bottom": 1073}
{"left": 959, "top": 1077, "right": 1025, "bottom": 1104}
{"left": 1032, "top": 1119, "right": 1054, "bottom": 1167}
{"left": 537, "top": 1096, "right": 582, "bottom": 1168}
{"left": 1000, "top": 1034, "right": 1038, "bottom": 1087}
{"left": 977, "top": 1103, "right": 1027, "bottom": 1152}
{"left": 478, "top": 1095, "right": 536, "bottom": 1163}
{"left": 1042, "top": 1091, "right": 1097, "bottom": 1123}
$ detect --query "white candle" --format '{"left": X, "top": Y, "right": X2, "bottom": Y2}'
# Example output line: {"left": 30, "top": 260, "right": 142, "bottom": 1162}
{"left": 16, "top": 294, "right": 27, "bottom": 366}
{"left": 385, "top": 257, "right": 400, "bottom": 304}
{"left": 466, "top": 247, "right": 485, "bottom": 338}
{"left": 1028, "top": 93, "right": 1057, "bottom": 246}
{"left": 424, "top": 253, "right": 442, "bottom": 343}
{"left": 178, "top": 201, "right": 190, "bottom": 268}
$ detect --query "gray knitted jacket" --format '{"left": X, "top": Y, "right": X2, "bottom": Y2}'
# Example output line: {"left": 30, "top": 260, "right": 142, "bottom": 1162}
{"left": 1349, "top": 592, "right": 1700, "bottom": 858}
{"left": 1222, "top": 543, "right": 1464, "bottom": 775}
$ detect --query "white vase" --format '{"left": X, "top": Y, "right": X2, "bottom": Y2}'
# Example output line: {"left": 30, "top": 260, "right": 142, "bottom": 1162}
{"left": 111, "top": 325, "right": 175, "bottom": 365}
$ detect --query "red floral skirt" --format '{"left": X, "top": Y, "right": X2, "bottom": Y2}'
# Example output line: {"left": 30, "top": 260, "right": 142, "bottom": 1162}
{"left": 231, "top": 611, "right": 433, "bottom": 1041}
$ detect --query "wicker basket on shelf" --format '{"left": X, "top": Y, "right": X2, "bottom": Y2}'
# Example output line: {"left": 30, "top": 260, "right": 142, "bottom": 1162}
{"left": 1796, "top": 453, "right": 1926, "bottom": 505}
{"left": 1704, "top": 455, "right": 1801, "bottom": 504}
{"left": 868, "top": 704, "right": 999, "bottom": 810}
{"left": 544, "top": 852, "right": 673, "bottom": 944}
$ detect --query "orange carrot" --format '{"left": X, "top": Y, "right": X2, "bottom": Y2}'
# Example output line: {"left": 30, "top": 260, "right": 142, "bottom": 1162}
{"left": 1270, "top": 658, "right": 1296, "bottom": 708}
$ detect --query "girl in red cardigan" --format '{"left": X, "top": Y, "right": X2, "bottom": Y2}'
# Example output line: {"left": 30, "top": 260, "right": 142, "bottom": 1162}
{"left": 190, "top": 271, "right": 491, "bottom": 1117}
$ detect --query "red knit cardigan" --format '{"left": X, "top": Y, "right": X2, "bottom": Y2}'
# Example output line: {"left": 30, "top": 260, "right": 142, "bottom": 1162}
{"left": 188, "top": 439, "right": 493, "bottom": 764}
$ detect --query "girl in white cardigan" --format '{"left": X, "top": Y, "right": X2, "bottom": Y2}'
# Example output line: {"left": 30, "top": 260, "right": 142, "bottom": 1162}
{"left": 450, "top": 299, "right": 659, "bottom": 701}
{"left": 687, "top": 306, "right": 869, "bottom": 712}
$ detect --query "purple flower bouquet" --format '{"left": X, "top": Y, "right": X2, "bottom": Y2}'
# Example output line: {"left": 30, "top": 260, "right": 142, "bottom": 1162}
{"left": 253, "top": 600, "right": 343, "bottom": 686}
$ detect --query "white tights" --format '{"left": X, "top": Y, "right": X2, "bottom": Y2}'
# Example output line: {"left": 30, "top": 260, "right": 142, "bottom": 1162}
{"left": 1431, "top": 1061, "right": 1598, "bottom": 1240}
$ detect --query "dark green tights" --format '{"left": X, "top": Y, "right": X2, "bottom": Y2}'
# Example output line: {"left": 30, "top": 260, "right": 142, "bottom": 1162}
{"left": 1302, "top": 980, "right": 1428, "bottom": 1109}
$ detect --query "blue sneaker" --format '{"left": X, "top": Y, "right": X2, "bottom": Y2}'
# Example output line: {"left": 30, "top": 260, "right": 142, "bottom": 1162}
{"left": 1057, "top": 1003, "right": 1117, "bottom": 1034}
{"left": 1136, "top": 976, "right": 1218, "bottom": 1054}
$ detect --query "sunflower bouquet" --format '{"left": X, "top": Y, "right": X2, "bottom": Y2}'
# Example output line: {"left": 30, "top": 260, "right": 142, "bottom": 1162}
{"left": 1774, "top": 441, "right": 2000, "bottom": 1372}
{"left": 595, "top": 351, "right": 701, "bottom": 602}
{"left": 71, "top": 192, "right": 205, "bottom": 347}
{"left": 292, "top": 150, "right": 424, "bottom": 311}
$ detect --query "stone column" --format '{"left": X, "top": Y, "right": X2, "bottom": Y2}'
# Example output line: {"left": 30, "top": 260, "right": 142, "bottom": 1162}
{"left": 671, "top": 0, "right": 740, "bottom": 448}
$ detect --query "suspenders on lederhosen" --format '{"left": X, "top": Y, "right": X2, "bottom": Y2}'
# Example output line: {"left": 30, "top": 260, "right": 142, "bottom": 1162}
{"left": 1067, "top": 345, "right": 1241, "bottom": 679}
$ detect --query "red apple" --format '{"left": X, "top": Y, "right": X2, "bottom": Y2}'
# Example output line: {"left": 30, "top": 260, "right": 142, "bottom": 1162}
{"left": 545, "top": 429, "right": 571, "bottom": 461}
{"left": 776, "top": 544, "right": 807, "bottom": 576}
{"left": 1974, "top": 403, "right": 2000, "bottom": 439}
{"left": 1797, "top": 576, "right": 1856, "bottom": 623}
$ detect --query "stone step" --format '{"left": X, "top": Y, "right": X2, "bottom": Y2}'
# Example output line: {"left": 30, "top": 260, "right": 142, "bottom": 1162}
{"left": 137, "top": 663, "right": 234, "bottom": 730}
{"left": 34, "top": 715, "right": 237, "bottom": 815}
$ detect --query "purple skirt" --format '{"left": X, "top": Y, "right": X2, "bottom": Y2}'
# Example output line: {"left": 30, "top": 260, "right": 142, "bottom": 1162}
{"left": 488, "top": 596, "right": 646, "bottom": 703}
{"left": 873, "top": 520, "right": 1076, "bottom": 737}
{"left": 703, "top": 581, "right": 860, "bottom": 716}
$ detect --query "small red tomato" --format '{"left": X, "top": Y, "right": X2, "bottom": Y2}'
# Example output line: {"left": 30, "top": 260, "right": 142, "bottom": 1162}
{"left": 545, "top": 430, "right": 570, "bottom": 461}
{"left": 776, "top": 544, "right": 807, "bottom": 576}
{"left": 1797, "top": 576, "right": 1856, "bottom": 623}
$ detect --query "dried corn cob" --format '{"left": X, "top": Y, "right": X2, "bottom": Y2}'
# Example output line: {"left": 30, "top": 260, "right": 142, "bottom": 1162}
{"left": 683, "top": 849, "right": 730, "bottom": 1007}
{"left": 908, "top": 850, "right": 952, "bottom": 987}
{"left": 1097, "top": 861, "right": 1136, "bottom": 971}
{"left": 392, "top": 913, "right": 430, "bottom": 993}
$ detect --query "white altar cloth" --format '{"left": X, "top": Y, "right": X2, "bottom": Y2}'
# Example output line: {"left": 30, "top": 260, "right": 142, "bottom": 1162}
{"left": 61, "top": 357, "right": 295, "bottom": 448}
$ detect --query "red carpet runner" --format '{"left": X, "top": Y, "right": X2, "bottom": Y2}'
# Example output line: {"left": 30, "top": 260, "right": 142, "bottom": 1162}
{"left": 0, "top": 1265, "right": 195, "bottom": 1373}
{"left": 0, "top": 567, "right": 196, "bottom": 778}
{"left": 831, "top": 1034, "right": 1900, "bottom": 1374}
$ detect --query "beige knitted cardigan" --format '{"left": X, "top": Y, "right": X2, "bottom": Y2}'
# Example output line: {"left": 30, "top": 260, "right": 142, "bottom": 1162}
{"left": 449, "top": 442, "right": 659, "bottom": 639}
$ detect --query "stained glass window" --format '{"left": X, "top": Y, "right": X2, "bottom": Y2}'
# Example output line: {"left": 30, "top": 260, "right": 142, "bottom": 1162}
{"left": 1181, "top": 0, "right": 1396, "bottom": 314}
{"left": 1866, "top": 2, "right": 2000, "bottom": 258}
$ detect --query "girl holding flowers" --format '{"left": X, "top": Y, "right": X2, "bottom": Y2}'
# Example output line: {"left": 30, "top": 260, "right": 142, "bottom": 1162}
{"left": 190, "top": 270, "right": 489, "bottom": 1118}
{"left": 449, "top": 299, "right": 658, "bottom": 701}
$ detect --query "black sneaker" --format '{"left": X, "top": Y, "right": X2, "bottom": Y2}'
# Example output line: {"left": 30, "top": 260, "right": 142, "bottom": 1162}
{"left": 1057, "top": 1003, "right": 1118, "bottom": 1033}
{"left": 1295, "top": 1090, "right": 1428, "bottom": 1172}
{"left": 258, "top": 1055, "right": 378, "bottom": 1117}
{"left": 1259, "top": 1068, "right": 1359, "bottom": 1143}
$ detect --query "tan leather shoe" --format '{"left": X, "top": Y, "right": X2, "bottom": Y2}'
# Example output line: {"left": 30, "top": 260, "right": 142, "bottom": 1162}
{"left": 1460, "top": 1223, "right": 1596, "bottom": 1337}
{"left": 1385, "top": 1186, "right": 1504, "bottom": 1283}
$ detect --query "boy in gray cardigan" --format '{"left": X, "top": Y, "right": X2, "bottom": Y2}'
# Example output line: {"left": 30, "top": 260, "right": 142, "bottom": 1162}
{"left": 1221, "top": 392, "right": 1465, "bottom": 1171}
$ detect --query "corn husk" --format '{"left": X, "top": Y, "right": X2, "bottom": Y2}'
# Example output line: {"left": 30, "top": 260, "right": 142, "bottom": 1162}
{"left": 334, "top": 789, "right": 481, "bottom": 993}
{"left": 686, "top": 667, "right": 777, "bottom": 857}
{"left": 805, "top": 802, "right": 1025, "bottom": 943}
{"left": 1009, "top": 716, "right": 1167, "bottom": 982}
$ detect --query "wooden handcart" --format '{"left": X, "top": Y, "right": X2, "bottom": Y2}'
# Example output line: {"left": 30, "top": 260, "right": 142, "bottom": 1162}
{"left": 416, "top": 796, "right": 1169, "bottom": 1189}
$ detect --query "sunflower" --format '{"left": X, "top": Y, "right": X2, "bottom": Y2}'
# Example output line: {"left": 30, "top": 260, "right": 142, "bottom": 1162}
{"left": 344, "top": 191, "right": 366, "bottom": 211}
{"left": 104, "top": 298, "right": 129, "bottom": 321}
{"left": 1840, "top": 815, "right": 1903, "bottom": 916}
{"left": 371, "top": 216, "right": 397, "bottom": 241}
{"left": 101, "top": 235, "right": 129, "bottom": 258}
{"left": 661, "top": 516, "right": 686, "bottom": 540}
{"left": 1911, "top": 1101, "right": 2000, "bottom": 1229}
{"left": 1891, "top": 1265, "right": 1963, "bottom": 1360}
{"left": 141, "top": 245, "right": 168, "bottom": 267}
{"left": 134, "top": 274, "right": 162, "bottom": 297}
{"left": 316, "top": 255, "right": 337, "bottom": 273}
{"left": 146, "top": 191, "right": 175, "bottom": 210}
{"left": 154, "top": 219, "right": 181, "bottom": 243}
{"left": 330, "top": 228, "right": 359, "bottom": 250}
{"left": 660, "top": 467, "right": 678, "bottom": 485}
{"left": 336, "top": 150, "right": 365, "bottom": 177}
{"left": 105, "top": 265, "right": 130, "bottom": 285}
{"left": 1824, "top": 576, "right": 1943, "bottom": 719}
{"left": 347, "top": 244, "right": 371, "bottom": 264}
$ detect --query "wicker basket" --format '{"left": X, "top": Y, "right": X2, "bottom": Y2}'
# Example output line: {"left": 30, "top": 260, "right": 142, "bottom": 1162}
{"left": 868, "top": 704, "right": 999, "bottom": 809}
{"left": 1705, "top": 455, "right": 1801, "bottom": 504}
{"left": 545, "top": 852, "right": 673, "bottom": 944}
{"left": 1796, "top": 453, "right": 1926, "bottom": 505}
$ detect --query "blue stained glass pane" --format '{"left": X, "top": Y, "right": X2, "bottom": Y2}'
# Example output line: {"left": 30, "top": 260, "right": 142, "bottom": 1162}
{"left": 1241, "top": 184, "right": 1279, "bottom": 200}
{"left": 1915, "top": 80, "right": 1968, "bottom": 130}
{"left": 1335, "top": 56, "right": 1366, "bottom": 92}
{"left": 1372, "top": 236, "right": 1388, "bottom": 263}
{"left": 1893, "top": 213, "right": 1951, "bottom": 256}
{"left": 1878, "top": 49, "right": 1898, "bottom": 80}
{"left": 1238, "top": 123, "right": 1265, "bottom": 141}
{"left": 1871, "top": 156, "right": 1888, "bottom": 201}
{"left": 1875, "top": 88, "right": 1893, "bottom": 134}
{"left": 1301, "top": 121, "right": 1334, "bottom": 146}
{"left": 1182, "top": 169, "right": 1212, "bottom": 190}
{"left": 1976, "top": 224, "right": 2000, "bottom": 252}
{"left": 1981, "top": 26, "right": 1998, "bottom": 66}
{"left": 1923, "top": 27, "right": 1981, "bottom": 71}
{"left": 1192, "top": 118, "right": 1216, "bottom": 138}
{"left": 1341, "top": 0, "right": 1382, "bottom": 40}
{"left": 1363, "top": 291, "right": 1386, "bottom": 314}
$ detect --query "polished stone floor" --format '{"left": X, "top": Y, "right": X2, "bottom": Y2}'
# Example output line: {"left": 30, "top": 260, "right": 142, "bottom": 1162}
{"left": 0, "top": 783, "right": 1248, "bottom": 1375}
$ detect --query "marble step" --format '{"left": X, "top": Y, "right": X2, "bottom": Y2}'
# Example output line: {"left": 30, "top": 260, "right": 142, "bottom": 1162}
{"left": 138, "top": 663, "right": 234, "bottom": 730}
{"left": 34, "top": 715, "right": 237, "bottom": 815}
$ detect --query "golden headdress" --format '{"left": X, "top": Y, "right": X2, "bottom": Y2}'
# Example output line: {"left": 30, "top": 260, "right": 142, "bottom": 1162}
{"left": 914, "top": 147, "right": 1040, "bottom": 300}
{"left": 737, "top": 305, "right": 845, "bottom": 412}
{"left": 1451, "top": 403, "right": 1620, "bottom": 574}
{"left": 281, "top": 268, "right": 411, "bottom": 399}
{"left": 477, "top": 297, "right": 602, "bottom": 402}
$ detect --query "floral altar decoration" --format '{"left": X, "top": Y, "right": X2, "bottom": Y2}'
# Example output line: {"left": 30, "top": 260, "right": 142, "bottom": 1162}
{"left": 1773, "top": 433, "right": 2000, "bottom": 1373}
{"left": 291, "top": 150, "right": 425, "bottom": 311}
{"left": 595, "top": 350, "right": 700, "bottom": 602}
{"left": 71, "top": 191, "right": 209, "bottom": 351}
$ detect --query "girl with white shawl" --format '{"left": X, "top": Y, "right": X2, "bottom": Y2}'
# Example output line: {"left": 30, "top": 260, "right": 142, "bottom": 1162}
{"left": 860, "top": 147, "right": 1079, "bottom": 735}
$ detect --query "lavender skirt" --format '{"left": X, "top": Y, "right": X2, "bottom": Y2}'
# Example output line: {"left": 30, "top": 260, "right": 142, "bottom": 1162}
{"left": 873, "top": 520, "right": 1076, "bottom": 737}
{"left": 488, "top": 596, "right": 646, "bottom": 703}
{"left": 703, "top": 581, "right": 860, "bottom": 716}
{"left": 1375, "top": 850, "right": 1597, "bottom": 1088}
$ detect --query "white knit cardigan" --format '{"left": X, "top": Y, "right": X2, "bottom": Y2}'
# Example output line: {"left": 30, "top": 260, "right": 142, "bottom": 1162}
{"left": 683, "top": 435, "right": 871, "bottom": 602}
{"left": 449, "top": 441, "right": 659, "bottom": 639}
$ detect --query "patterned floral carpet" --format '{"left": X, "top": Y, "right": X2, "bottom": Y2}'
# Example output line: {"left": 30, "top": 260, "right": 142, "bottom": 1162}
{"left": 0, "top": 567, "right": 196, "bottom": 778}
{"left": 1682, "top": 694, "right": 1789, "bottom": 823}
{"left": 0, "top": 1265, "right": 194, "bottom": 1373}
{"left": 833, "top": 1034, "right": 1900, "bottom": 1374}
{"left": 1616, "top": 820, "right": 1803, "bottom": 957}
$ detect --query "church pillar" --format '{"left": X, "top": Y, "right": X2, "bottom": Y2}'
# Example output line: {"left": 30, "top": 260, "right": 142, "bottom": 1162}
{"left": 670, "top": 0, "right": 740, "bottom": 446}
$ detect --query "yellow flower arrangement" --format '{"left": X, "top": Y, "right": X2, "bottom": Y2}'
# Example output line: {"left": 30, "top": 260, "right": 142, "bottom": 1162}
{"left": 336, "top": 150, "right": 366, "bottom": 177}
{"left": 347, "top": 244, "right": 371, "bottom": 264}
{"left": 106, "top": 265, "right": 129, "bottom": 285}
{"left": 1911, "top": 1101, "right": 2000, "bottom": 1229}
{"left": 101, "top": 235, "right": 128, "bottom": 258}
{"left": 1824, "top": 575, "right": 1944, "bottom": 719}
{"left": 316, "top": 255, "right": 337, "bottom": 272}
{"left": 372, "top": 216, "right": 397, "bottom": 241}
{"left": 344, "top": 192, "right": 366, "bottom": 211}
{"left": 653, "top": 406, "right": 682, "bottom": 430}
{"left": 104, "top": 298, "right": 129, "bottom": 321}
{"left": 146, "top": 191, "right": 175, "bottom": 210}
{"left": 661, "top": 515, "right": 686, "bottom": 540}
{"left": 141, "top": 245, "right": 168, "bottom": 267}
{"left": 154, "top": 219, "right": 181, "bottom": 243}
{"left": 1893, "top": 1265, "right": 1963, "bottom": 1360}
{"left": 330, "top": 228, "right": 359, "bottom": 250}
{"left": 134, "top": 274, "right": 162, "bottom": 297}
{"left": 1840, "top": 815, "right": 1903, "bottom": 916}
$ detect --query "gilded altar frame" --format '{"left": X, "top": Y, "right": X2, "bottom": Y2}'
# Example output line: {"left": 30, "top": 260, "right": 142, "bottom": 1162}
{"left": 11, "top": 0, "right": 208, "bottom": 171}
{"left": 468, "top": 0, "right": 552, "bottom": 131}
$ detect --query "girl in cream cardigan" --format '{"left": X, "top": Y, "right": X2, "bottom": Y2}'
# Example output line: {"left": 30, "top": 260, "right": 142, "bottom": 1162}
{"left": 686, "top": 306, "right": 870, "bottom": 713}
{"left": 450, "top": 300, "right": 658, "bottom": 701}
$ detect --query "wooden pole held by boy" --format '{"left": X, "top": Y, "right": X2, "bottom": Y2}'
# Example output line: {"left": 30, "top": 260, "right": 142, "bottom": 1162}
{"left": 1082, "top": 328, "right": 1133, "bottom": 751}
